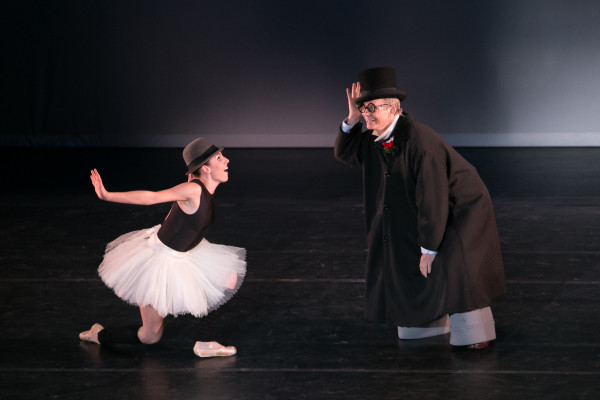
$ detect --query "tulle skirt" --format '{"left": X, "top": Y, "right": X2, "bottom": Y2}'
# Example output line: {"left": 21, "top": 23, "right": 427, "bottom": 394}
{"left": 98, "top": 225, "right": 246, "bottom": 318}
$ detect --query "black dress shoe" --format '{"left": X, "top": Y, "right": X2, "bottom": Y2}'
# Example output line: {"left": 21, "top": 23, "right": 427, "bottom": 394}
{"left": 466, "top": 341, "right": 490, "bottom": 350}
{"left": 452, "top": 340, "right": 494, "bottom": 351}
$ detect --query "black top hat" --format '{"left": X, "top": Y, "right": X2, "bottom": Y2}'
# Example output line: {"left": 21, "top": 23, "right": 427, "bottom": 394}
{"left": 355, "top": 67, "right": 407, "bottom": 104}
{"left": 183, "top": 137, "right": 224, "bottom": 175}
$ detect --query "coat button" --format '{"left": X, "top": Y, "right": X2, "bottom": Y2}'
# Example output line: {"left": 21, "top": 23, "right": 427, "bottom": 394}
{"left": 384, "top": 204, "right": 389, "bottom": 211}
{"left": 382, "top": 236, "right": 389, "bottom": 243}
{"left": 385, "top": 172, "right": 390, "bottom": 177}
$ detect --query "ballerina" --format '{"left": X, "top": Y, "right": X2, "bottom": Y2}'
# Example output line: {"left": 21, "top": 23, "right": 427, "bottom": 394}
{"left": 79, "top": 137, "right": 246, "bottom": 357}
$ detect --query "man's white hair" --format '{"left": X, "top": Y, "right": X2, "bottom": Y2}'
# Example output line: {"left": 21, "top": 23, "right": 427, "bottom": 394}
{"left": 386, "top": 98, "right": 402, "bottom": 115}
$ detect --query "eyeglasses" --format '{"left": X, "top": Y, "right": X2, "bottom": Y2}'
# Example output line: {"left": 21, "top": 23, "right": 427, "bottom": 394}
{"left": 358, "top": 103, "right": 392, "bottom": 113}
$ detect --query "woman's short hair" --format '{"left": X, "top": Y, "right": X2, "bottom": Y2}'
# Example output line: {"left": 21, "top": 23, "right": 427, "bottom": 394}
{"left": 190, "top": 167, "right": 202, "bottom": 177}
{"left": 190, "top": 155, "right": 215, "bottom": 177}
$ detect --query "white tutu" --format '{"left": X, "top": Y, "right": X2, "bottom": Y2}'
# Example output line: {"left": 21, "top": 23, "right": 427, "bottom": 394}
{"left": 98, "top": 225, "right": 246, "bottom": 318}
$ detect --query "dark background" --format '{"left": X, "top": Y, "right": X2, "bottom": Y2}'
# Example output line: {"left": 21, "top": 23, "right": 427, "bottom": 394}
{"left": 2, "top": 0, "right": 600, "bottom": 147}
{"left": 1, "top": 2, "right": 599, "bottom": 397}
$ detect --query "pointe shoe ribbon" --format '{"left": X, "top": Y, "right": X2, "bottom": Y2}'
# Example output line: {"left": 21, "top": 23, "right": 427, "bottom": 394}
{"left": 193, "top": 341, "right": 237, "bottom": 358}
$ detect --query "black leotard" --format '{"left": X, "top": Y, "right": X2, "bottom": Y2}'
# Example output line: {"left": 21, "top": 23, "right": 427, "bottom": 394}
{"left": 157, "top": 179, "right": 214, "bottom": 252}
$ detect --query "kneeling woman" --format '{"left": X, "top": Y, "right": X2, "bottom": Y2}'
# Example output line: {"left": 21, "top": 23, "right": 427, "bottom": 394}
{"left": 79, "top": 138, "right": 246, "bottom": 358}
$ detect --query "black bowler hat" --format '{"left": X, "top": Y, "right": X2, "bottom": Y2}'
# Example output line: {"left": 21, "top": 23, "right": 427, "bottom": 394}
{"left": 355, "top": 67, "right": 407, "bottom": 104}
{"left": 183, "top": 137, "right": 224, "bottom": 175}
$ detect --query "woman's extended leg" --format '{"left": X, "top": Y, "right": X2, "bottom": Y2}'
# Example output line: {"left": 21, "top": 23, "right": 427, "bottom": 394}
{"left": 79, "top": 305, "right": 164, "bottom": 345}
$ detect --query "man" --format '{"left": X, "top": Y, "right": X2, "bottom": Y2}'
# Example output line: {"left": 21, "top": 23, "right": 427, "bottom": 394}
{"left": 334, "top": 67, "right": 506, "bottom": 349}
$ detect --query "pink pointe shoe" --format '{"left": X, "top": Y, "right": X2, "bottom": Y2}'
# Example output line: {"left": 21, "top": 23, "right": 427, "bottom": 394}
{"left": 193, "top": 341, "right": 237, "bottom": 358}
{"left": 79, "top": 323, "right": 104, "bottom": 344}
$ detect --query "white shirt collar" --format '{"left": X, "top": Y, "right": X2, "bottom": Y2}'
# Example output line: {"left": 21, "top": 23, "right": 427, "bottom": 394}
{"left": 372, "top": 114, "right": 401, "bottom": 142}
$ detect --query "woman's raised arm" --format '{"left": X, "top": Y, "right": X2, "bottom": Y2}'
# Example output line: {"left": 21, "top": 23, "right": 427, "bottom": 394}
{"left": 90, "top": 169, "right": 199, "bottom": 205}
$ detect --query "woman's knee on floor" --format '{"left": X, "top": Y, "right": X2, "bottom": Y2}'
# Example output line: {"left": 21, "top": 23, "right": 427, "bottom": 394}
{"left": 138, "top": 323, "right": 164, "bottom": 344}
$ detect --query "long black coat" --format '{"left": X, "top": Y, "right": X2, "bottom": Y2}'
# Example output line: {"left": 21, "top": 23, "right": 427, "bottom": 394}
{"left": 334, "top": 113, "right": 506, "bottom": 326}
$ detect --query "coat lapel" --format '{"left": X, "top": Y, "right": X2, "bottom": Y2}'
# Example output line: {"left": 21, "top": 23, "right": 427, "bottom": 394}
{"left": 372, "top": 136, "right": 390, "bottom": 166}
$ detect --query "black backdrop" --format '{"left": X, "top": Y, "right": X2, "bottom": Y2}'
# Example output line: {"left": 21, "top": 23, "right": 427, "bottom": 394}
{"left": 2, "top": 0, "right": 599, "bottom": 147}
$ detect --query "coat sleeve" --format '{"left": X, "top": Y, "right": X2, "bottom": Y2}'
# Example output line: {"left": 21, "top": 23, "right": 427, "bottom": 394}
{"left": 413, "top": 143, "right": 450, "bottom": 252}
{"left": 334, "top": 123, "right": 365, "bottom": 167}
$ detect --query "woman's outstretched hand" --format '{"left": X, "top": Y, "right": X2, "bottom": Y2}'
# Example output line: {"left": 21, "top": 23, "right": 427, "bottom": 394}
{"left": 90, "top": 169, "right": 109, "bottom": 200}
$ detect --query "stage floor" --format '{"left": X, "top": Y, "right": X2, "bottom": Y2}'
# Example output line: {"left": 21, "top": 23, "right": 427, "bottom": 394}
{"left": 1, "top": 147, "right": 599, "bottom": 399}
